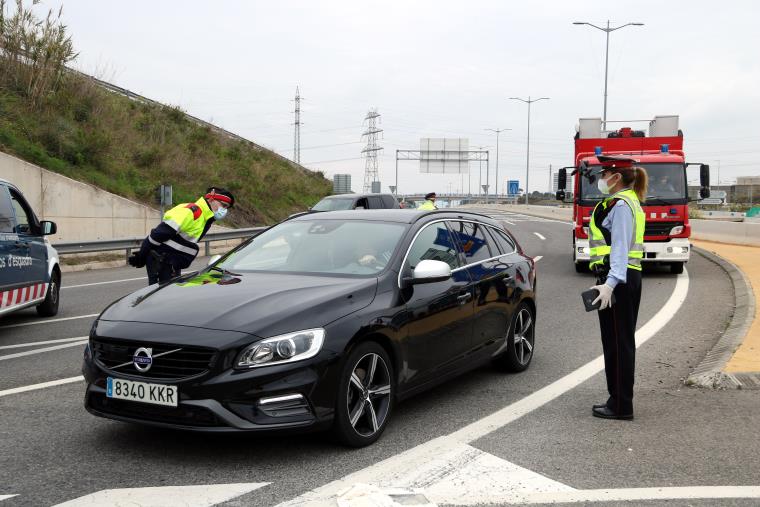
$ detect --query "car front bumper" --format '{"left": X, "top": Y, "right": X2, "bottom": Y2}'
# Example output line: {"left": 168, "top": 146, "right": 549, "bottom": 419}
{"left": 82, "top": 351, "right": 336, "bottom": 433}
{"left": 574, "top": 238, "right": 691, "bottom": 263}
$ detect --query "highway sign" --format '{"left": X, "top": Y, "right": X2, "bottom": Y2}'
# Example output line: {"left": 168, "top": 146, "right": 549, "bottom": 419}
{"left": 508, "top": 180, "right": 519, "bottom": 196}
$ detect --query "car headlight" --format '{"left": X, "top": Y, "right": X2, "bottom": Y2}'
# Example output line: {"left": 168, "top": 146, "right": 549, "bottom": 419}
{"left": 236, "top": 329, "right": 325, "bottom": 369}
{"left": 670, "top": 225, "right": 684, "bottom": 236}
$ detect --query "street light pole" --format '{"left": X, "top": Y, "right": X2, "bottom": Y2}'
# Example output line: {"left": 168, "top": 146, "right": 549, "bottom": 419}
{"left": 485, "top": 129, "right": 511, "bottom": 199}
{"left": 509, "top": 96, "right": 549, "bottom": 205}
{"left": 573, "top": 20, "right": 644, "bottom": 129}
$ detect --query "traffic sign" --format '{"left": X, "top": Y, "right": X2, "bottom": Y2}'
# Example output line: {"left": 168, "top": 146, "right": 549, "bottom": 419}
{"left": 508, "top": 180, "right": 519, "bottom": 196}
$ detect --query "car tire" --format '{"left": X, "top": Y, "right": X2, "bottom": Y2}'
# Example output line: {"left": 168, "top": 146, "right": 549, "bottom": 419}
{"left": 333, "top": 341, "right": 394, "bottom": 447}
{"left": 494, "top": 302, "right": 535, "bottom": 373}
{"left": 36, "top": 269, "right": 60, "bottom": 317}
{"left": 670, "top": 262, "right": 684, "bottom": 274}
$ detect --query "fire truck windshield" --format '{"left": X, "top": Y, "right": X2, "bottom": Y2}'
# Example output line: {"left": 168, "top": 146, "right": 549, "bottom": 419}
{"left": 580, "top": 163, "right": 686, "bottom": 204}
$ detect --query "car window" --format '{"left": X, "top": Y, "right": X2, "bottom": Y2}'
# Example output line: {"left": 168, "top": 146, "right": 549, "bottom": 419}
{"left": 8, "top": 188, "right": 34, "bottom": 234}
{"left": 0, "top": 186, "right": 15, "bottom": 233}
{"left": 367, "top": 196, "right": 383, "bottom": 209}
{"left": 219, "top": 220, "right": 407, "bottom": 276}
{"left": 311, "top": 197, "right": 355, "bottom": 211}
{"left": 355, "top": 198, "right": 368, "bottom": 209}
{"left": 487, "top": 226, "right": 517, "bottom": 255}
{"left": 405, "top": 222, "right": 461, "bottom": 271}
{"left": 448, "top": 221, "right": 493, "bottom": 265}
{"left": 382, "top": 195, "right": 397, "bottom": 208}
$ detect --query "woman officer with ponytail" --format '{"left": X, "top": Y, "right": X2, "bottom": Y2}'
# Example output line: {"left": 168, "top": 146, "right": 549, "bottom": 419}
{"left": 587, "top": 155, "right": 648, "bottom": 420}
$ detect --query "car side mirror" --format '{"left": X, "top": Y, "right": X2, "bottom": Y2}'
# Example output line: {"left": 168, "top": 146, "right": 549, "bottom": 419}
{"left": 699, "top": 164, "right": 710, "bottom": 199}
{"left": 402, "top": 260, "right": 451, "bottom": 286}
{"left": 207, "top": 254, "right": 221, "bottom": 266}
{"left": 557, "top": 168, "right": 567, "bottom": 191}
{"left": 40, "top": 221, "right": 57, "bottom": 235}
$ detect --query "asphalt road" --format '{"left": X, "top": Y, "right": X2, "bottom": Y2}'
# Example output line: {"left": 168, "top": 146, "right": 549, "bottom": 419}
{"left": 1, "top": 209, "right": 758, "bottom": 507}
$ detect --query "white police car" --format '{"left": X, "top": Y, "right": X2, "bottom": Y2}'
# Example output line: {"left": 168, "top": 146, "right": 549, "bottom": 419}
{"left": 0, "top": 178, "right": 60, "bottom": 318}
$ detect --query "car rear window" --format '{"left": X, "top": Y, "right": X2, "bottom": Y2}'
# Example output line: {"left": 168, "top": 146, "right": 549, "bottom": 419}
{"left": 312, "top": 197, "right": 355, "bottom": 211}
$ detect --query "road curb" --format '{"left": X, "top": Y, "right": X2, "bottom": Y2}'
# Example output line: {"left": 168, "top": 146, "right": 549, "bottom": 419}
{"left": 686, "top": 246, "right": 759, "bottom": 389}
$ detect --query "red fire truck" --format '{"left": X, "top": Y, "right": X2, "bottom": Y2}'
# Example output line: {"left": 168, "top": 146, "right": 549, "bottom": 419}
{"left": 556, "top": 115, "right": 710, "bottom": 274}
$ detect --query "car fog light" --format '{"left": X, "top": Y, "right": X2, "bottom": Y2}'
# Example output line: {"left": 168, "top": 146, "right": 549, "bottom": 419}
{"left": 667, "top": 247, "right": 673, "bottom": 253}
{"left": 276, "top": 338, "right": 296, "bottom": 359}
{"left": 682, "top": 247, "right": 689, "bottom": 253}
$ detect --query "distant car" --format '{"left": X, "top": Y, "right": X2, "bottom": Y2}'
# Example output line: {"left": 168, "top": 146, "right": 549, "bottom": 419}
{"left": 0, "top": 179, "right": 60, "bottom": 318}
{"left": 83, "top": 210, "right": 537, "bottom": 447}
{"left": 311, "top": 193, "right": 400, "bottom": 212}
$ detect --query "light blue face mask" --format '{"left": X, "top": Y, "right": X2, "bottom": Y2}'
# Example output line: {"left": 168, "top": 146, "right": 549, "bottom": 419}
{"left": 213, "top": 206, "right": 228, "bottom": 220}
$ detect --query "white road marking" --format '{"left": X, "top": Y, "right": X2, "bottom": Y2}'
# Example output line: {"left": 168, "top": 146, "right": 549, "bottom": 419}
{"left": 502, "top": 220, "right": 515, "bottom": 225}
{"left": 533, "top": 256, "right": 543, "bottom": 262}
{"left": 0, "top": 313, "right": 98, "bottom": 329}
{"left": 0, "top": 339, "right": 88, "bottom": 361}
{"left": 277, "top": 270, "right": 692, "bottom": 507}
{"left": 512, "top": 486, "right": 760, "bottom": 505}
{"left": 0, "top": 495, "right": 18, "bottom": 502}
{"left": 61, "top": 276, "right": 146, "bottom": 289}
{"left": 0, "top": 336, "right": 90, "bottom": 350}
{"left": 533, "top": 232, "right": 546, "bottom": 240}
{"left": 0, "top": 376, "right": 83, "bottom": 398}
{"left": 52, "top": 483, "right": 270, "bottom": 507}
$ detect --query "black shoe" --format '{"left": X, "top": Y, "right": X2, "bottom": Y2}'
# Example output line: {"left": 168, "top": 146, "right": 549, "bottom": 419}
{"left": 592, "top": 406, "right": 633, "bottom": 420}
{"left": 593, "top": 403, "right": 607, "bottom": 410}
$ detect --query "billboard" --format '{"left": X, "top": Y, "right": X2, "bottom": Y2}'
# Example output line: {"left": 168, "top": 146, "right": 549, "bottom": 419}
{"left": 419, "top": 138, "right": 470, "bottom": 174}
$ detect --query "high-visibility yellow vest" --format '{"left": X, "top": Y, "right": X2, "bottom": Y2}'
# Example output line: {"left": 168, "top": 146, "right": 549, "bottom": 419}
{"left": 588, "top": 188, "right": 645, "bottom": 271}
{"left": 418, "top": 200, "right": 436, "bottom": 210}
{"left": 158, "top": 197, "right": 215, "bottom": 256}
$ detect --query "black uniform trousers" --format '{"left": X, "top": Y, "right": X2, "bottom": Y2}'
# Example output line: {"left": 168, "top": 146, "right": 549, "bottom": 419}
{"left": 145, "top": 251, "right": 180, "bottom": 285}
{"left": 597, "top": 268, "right": 642, "bottom": 415}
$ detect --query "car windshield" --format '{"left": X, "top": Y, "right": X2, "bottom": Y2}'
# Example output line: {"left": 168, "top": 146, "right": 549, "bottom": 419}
{"left": 311, "top": 197, "right": 355, "bottom": 211}
{"left": 580, "top": 163, "right": 686, "bottom": 202}
{"left": 216, "top": 220, "right": 407, "bottom": 276}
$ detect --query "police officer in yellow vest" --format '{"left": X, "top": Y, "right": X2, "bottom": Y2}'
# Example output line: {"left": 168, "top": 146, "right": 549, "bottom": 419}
{"left": 128, "top": 187, "right": 235, "bottom": 284}
{"left": 587, "top": 156, "right": 647, "bottom": 420}
{"left": 418, "top": 192, "right": 438, "bottom": 210}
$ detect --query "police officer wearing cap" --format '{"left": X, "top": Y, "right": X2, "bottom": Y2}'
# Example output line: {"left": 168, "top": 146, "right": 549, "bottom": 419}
{"left": 418, "top": 192, "right": 438, "bottom": 210}
{"left": 128, "top": 187, "right": 235, "bottom": 284}
{"left": 587, "top": 156, "right": 647, "bottom": 420}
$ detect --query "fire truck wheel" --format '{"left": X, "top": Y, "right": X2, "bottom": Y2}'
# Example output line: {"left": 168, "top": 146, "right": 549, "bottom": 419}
{"left": 670, "top": 262, "right": 684, "bottom": 274}
{"left": 575, "top": 261, "right": 589, "bottom": 273}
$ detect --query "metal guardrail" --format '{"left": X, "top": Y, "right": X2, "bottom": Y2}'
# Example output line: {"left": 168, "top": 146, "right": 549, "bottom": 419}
{"left": 53, "top": 227, "right": 267, "bottom": 261}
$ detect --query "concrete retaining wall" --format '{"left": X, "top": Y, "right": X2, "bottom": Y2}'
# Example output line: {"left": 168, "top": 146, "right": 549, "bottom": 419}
{"left": 0, "top": 151, "right": 161, "bottom": 242}
{"left": 691, "top": 220, "right": 760, "bottom": 247}
{"left": 0, "top": 151, "right": 230, "bottom": 243}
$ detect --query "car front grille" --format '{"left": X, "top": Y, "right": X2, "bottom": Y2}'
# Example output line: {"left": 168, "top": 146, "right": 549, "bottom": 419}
{"left": 91, "top": 338, "right": 216, "bottom": 380}
{"left": 644, "top": 221, "right": 683, "bottom": 237}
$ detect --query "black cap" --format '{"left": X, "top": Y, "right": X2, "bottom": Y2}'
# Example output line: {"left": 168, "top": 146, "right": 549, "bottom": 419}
{"left": 425, "top": 192, "right": 437, "bottom": 200}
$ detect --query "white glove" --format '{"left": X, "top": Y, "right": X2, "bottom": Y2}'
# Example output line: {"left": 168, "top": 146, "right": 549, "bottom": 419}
{"left": 590, "top": 283, "right": 614, "bottom": 310}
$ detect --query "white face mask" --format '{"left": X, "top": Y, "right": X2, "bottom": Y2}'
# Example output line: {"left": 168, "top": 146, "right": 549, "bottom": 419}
{"left": 213, "top": 206, "right": 228, "bottom": 220}
{"left": 597, "top": 174, "right": 617, "bottom": 195}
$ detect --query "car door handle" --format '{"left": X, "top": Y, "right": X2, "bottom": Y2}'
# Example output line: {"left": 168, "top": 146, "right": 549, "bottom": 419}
{"left": 457, "top": 293, "right": 472, "bottom": 304}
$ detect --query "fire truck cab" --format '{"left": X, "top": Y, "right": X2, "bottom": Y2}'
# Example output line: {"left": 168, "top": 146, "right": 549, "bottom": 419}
{"left": 556, "top": 116, "right": 710, "bottom": 274}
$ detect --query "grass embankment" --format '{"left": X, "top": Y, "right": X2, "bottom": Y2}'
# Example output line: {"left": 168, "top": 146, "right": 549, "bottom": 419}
{"left": 0, "top": 79, "right": 331, "bottom": 226}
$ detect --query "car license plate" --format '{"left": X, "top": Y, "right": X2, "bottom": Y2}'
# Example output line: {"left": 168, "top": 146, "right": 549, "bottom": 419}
{"left": 106, "top": 377, "right": 177, "bottom": 407}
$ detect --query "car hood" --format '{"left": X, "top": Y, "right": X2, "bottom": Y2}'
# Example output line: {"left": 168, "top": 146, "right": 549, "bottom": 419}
{"left": 99, "top": 270, "right": 378, "bottom": 337}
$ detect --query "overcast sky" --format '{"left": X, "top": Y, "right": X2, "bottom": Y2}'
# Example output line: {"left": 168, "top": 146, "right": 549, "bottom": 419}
{"left": 36, "top": 0, "right": 760, "bottom": 195}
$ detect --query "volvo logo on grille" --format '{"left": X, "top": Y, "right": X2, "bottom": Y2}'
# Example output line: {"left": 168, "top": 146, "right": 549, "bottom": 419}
{"left": 133, "top": 347, "right": 153, "bottom": 372}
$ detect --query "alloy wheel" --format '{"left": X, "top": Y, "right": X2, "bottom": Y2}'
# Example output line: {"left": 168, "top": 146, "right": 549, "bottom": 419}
{"left": 346, "top": 353, "right": 391, "bottom": 437}
{"left": 513, "top": 308, "right": 534, "bottom": 366}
